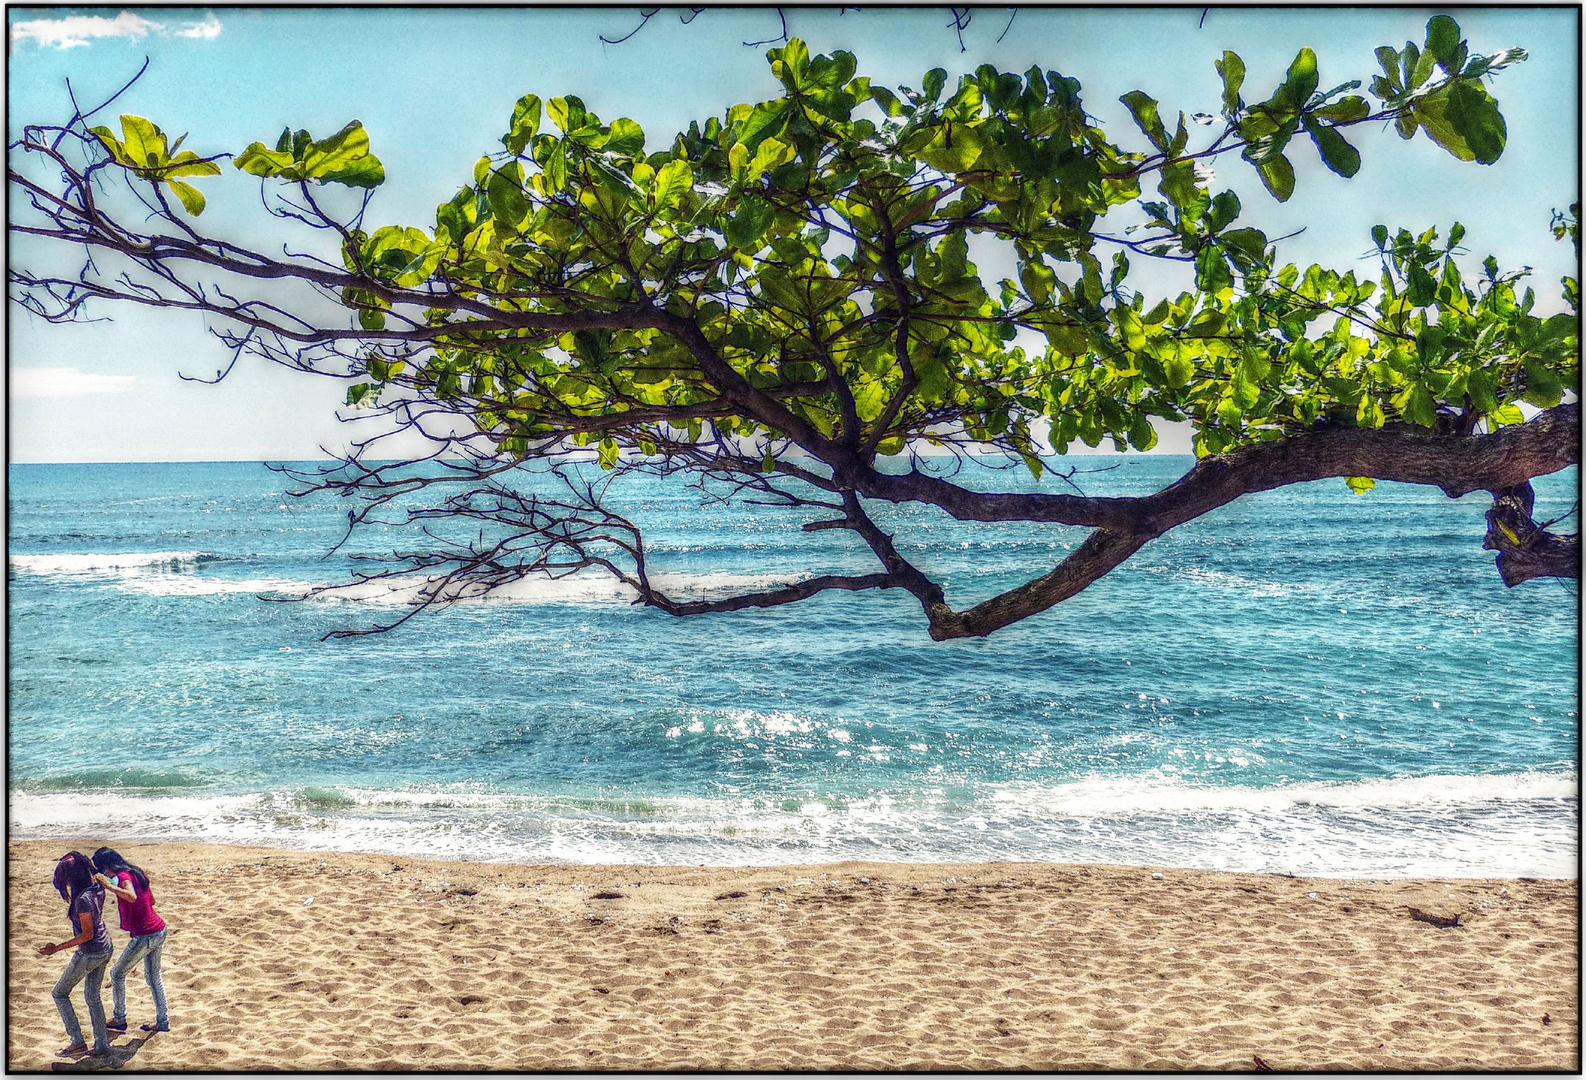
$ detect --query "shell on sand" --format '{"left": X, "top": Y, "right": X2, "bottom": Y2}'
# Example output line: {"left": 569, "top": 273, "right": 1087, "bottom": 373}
{"left": 6, "top": 840, "right": 1577, "bottom": 1071}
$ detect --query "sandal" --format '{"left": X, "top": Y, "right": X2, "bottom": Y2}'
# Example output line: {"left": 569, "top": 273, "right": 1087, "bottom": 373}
{"left": 58, "top": 1044, "right": 87, "bottom": 1057}
{"left": 140, "top": 1022, "right": 169, "bottom": 1033}
{"left": 106, "top": 1019, "right": 127, "bottom": 1032}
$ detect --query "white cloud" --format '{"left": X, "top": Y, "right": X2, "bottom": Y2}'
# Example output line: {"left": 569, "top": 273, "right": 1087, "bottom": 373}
{"left": 175, "top": 13, "right": 222, "bottom": 40}
{"left": 9, "top": 10, "right": 221, "bottom": 50}
{"left": 11, "top": 367, "right": 136, "bottom": 399}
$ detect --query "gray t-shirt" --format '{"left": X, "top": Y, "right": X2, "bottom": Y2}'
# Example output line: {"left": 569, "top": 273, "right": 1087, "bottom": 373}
{"left": 68, "top": 884, "right": 112, "bottom": 955}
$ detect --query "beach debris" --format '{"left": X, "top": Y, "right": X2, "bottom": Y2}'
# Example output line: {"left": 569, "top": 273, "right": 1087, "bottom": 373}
{"left": 1151, "top": 872, "right": 1165, "bottom": 880}
{"left": 592, "top": 987, "right": 610, "bottom": 995}
{"left": 1407, "top": 907, "right": 1462, "bottom": 929}
{"left": 1543, "top": 1013, "right": 1551, "bottom": 1025}
{"left": 1307, "top": 891, "right": 1319, "bottom": 899}
{"left": 713, "top": 891, "right": 747, "bottom": 901}
{"left": 584, "top": 914, "right": 607, "bottom": 926}
{"left": 1253, "top": 1053, "right": 1275, "bottom": 1072}
{"left": 303, "top": 897, "right": 314, "bottom": 906}
{"left": 457, "top": 995, "right": 484, "bottom": 1006}
{"left": 859, "top": 877, "right": 871, "bottom": 885}
{"left": 591, "top": 891, "right": 626, "bottom": 900}
{"left": 702, "top": 919, "right": 723, "bottom": 934}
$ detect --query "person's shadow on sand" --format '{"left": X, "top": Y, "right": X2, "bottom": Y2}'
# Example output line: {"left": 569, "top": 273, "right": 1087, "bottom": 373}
{"left": 51, "top": 1033, "right": 155, "bottom": 1072}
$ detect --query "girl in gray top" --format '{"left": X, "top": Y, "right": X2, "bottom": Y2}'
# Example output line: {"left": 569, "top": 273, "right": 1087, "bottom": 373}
{"left": 39, "top": 852, "right": 114, "bottom": 1058}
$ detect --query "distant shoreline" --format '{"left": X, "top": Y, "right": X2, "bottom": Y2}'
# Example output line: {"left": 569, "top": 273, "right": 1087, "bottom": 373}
{"left": 7, "top": 839, "right": 1578, "bottom": 1070}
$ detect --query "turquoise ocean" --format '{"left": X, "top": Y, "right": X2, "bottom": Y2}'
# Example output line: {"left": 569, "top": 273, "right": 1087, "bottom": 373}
{"left": 7, "top": 459, "right": 1578, "bottom": 877}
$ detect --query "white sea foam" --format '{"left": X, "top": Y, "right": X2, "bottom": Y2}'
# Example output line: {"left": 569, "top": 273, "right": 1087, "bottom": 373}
{"left": 10, "top": 771, "right": 1577, "bottom": 878}
{"left": 986, "top": 770, "right": 1579, "bottom": 817}
{"left": 9, "top": 550, "right": 213, "bottom": 575}
{"left": 310, "top": 570, "right": 800, "bottom": 608}
{"left": 114, "top": 575, "right": 308, "bottom": 597}
{"left": 11, "top": 549, "right": 798, "bottom": 608}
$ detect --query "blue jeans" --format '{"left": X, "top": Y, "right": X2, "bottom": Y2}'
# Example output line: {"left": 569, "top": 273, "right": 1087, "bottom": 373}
{"left": 53, "top": 947, "right": 113, "bottom": 1053}
{"left": 110, "top": 928, "right": 168, "bottom": 1027}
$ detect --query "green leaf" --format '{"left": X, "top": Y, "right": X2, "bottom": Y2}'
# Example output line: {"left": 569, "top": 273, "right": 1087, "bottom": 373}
{"left": 651, "top": 158, "right": 693, "bottom": 210}
{"left": 1215, "top": 51, "right": 1245, "bottom": 115}
{"left": 300, "top": 121, "right": 385, "bottom": 188}
{"left": 769, "top": 38, "right": 811, "bottom": 88}
{"left": 1522, "top": 358, "right": 1564, "bottom": 408}
{"left": 162, "top": 151, "right": 222, "bottom": 180}
{"left": 1158, "top": 160, "right": 1198, "bottom": 209}
{"left": 1444, "top": 81, "right": 1506, "bottom": 165}
{"left": 1255, "top": 153, "right": 1295, "bottom": 202}
{"left": 357, "top": 307, "right": 386, "bottom": 332}
{"left": 1279, "top": 48, "right": 1319, "bottom": 109}
{"left": 736, "top": 100, "right": 792, "bottom": 151}
{"left": 922, "top": 67, "right": 947, "bottom": 101}
{"left": 546, "top": 96, "right": 585, "bottom": 134}
{"left": 118, "top": 114, "right": 167, "bottom": 169}
{"left": 504, "top": 94, "right": 542, "bottom": 155}
{"left": 1312, "top": 95, "right": 1370, "bottom": 124}
{"left": 1403, "top": 384, "right": 1437, "bottom": 426}
{"left": 487, "top": 164, "right": 530, "bottom": 229}
{"left": 345, "top": 383, "right": 375, "bottom": 408}
{"left": 1118, "top": 90, "right": 1168, "bottom": 151}
{"left": 165, "top": 179, "right": 206, "bottom": 216}
{"left": 1303, "top": 117, "right": 1360, "bottom": 178}
{"left": 605, "top": 117, "right": 645, "bottom": 156}
{"left": 1220, "top": 228, "right": 1268, "bottom": 265}
{"left": 745, "top": 136, "right": 795, "bottom": 182}
{"left": 1371, "top": 224, "right": 1389, "bottom": 249}
{"left": 234, "top": 142, "right": 296, "bottom": 178}
{"left": 1195, "top": 247, "right": 1233, "bottom": 293}
{"left": 1406, "top": 264, "right": 1437, "bottom": 306}
{"left": 540, "top": 142, "right": 567, "bottom": 193}
{"left": 1465, "top": 367, "right": 1499, "bottom": 413}
{"left": 724, "top": 195, "right": 774, "bottom": 249}
{"left": 1127, "top": 413, "right": 1158, "bottom": 452}
{"left": 870, "top": 86, "right": 905, "bottom": 117}
{"left": 1424, "top": 15, "right": 1461, "bottom": 70}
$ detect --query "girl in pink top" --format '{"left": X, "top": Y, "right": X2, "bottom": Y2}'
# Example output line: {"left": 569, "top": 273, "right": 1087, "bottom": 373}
{"left": 90, "top": 849, "right": 169, "bottom": 1033}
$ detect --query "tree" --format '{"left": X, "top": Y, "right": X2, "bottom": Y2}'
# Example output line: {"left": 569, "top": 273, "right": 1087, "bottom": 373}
{"left": 8, "top": 16, "right": 1578, "bottom": 639}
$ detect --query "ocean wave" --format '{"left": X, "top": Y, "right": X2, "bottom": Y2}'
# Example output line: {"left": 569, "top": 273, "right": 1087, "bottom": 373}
{"left": 309, "top": 570, "right": 803, "bottom": 607}
{"left": 986, "top": 770, "right": 1580, "bottom": 817}
{"left": 112, "top": 575, "right": 307, "bottom": 598}
{"left": 9, "top": 550, "right": 219, "bottom": 575}
{"left": 10, "top": 550, "right": 802, "bottom": 607}
{"left": 17, "top": 767, "right": 215, "bottom": 793}
{"left": 9, "top": 770, "right": 1577, "bottom": 878}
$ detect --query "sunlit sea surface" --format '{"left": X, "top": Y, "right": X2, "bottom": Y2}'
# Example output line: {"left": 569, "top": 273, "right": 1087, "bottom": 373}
{"left": 8, "top": 458, "right": 1578, "bottom": 877}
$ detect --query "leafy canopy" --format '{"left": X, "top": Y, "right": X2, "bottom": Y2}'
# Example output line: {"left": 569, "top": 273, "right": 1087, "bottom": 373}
{"left": 261, "top": 16, "right": 1566, "bottom": 475}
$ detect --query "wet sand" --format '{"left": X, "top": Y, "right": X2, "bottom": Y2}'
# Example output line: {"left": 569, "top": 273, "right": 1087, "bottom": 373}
{"left": 7, "top": 839, "right": 1577, "bottom": 1071}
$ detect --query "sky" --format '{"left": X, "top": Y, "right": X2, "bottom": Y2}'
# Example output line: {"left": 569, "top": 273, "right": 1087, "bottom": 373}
{"left": 7, "top": 5, "right": 1580, "bottom": 463}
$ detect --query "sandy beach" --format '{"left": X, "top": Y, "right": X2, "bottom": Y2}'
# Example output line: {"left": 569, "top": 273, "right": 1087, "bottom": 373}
{"left": 6, "top": 839, "right": 1577, "bottom": 1071}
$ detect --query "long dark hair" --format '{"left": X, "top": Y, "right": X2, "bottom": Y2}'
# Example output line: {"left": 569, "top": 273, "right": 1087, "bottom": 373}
{"left": 53, "top": 851, "right": 95, "bottom": 903}
{"left": 90, "top": 848, "right": 150, "bottom": 892}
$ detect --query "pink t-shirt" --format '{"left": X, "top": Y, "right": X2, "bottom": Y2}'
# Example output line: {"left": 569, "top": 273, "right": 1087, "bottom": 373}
{"left": 114, "top": 871, "right": 166, "bottom": 936}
